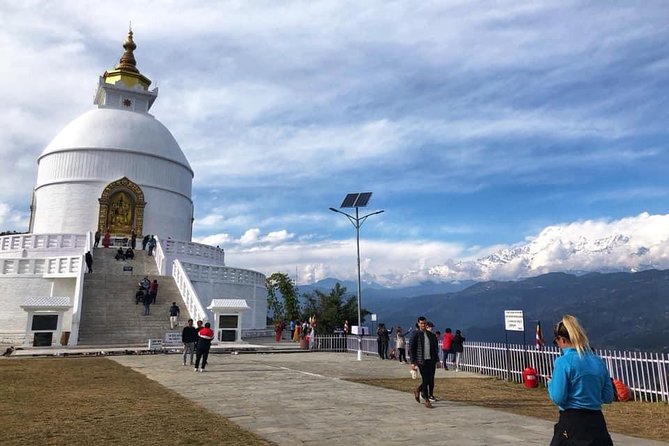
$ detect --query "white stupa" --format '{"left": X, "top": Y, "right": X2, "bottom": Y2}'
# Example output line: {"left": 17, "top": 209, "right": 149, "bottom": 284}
{"left": 0, "top": 31, "right": 267, "bottom": 347}
{"left": 30, "top": 30, "right": 193, "bottom": 240}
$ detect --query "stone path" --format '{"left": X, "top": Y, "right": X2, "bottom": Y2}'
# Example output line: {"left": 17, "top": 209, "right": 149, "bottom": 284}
{"left": 112, "top": 352, "right": 668, "bottom": 446}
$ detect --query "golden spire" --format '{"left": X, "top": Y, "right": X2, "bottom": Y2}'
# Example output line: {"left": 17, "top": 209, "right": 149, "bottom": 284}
{"left": 114, "top": 29, "right": 140, "bottom": 74}
{"left": 102, "top": 28, "right": 152, "bottom": 90}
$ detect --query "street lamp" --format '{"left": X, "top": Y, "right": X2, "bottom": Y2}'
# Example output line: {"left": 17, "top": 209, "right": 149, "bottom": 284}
{"left": 330, "top": 192, "right": 384, "bottom": 361}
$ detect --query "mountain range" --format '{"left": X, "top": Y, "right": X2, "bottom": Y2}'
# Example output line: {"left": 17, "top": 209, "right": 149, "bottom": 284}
{"left": 351, "top": 212, "right": 669, "bottom": 286}
{"left": 304, "top": 269, "right": 669, "bottom": 353}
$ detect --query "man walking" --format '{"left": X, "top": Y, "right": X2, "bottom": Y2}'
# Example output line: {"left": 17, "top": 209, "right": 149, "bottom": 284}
{"left": 147, "top": 235, "right": 156, "bottom": 256}
{"left": 169, "top": 302, "right": 180, "bottom": 329}
{"left": 194, "top": 322, "right": 214, "bottom": 372}
{"left": 142, "top": 293, "right": 151, "bottom": 316}
{"left": 409, "top": 316, "right": 439, "bottom": 408}
{"left": 84, "top": 251, "right": 93, "bottom": 273}
{"left": 181, "top": 319, "right": 198, "bottom": 366}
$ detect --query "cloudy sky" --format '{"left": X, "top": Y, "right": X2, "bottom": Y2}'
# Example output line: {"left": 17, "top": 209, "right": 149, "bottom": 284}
{"left": 1, "top": 1, "right": 668, "bottom": 286}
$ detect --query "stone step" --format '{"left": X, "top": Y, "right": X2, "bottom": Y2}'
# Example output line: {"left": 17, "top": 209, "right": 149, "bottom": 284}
{"left": 78, "top": 247, "right": 189, "bottom": 346}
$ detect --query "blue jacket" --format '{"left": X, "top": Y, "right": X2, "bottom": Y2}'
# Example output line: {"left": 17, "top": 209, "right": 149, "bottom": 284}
{"left": 548, "top": 347, "right": 614, "bottom": 411}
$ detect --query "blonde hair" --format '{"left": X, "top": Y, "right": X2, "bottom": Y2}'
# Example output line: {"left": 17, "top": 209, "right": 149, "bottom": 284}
{"left": 555, "top": 314, "right": 591, "bottom": 355}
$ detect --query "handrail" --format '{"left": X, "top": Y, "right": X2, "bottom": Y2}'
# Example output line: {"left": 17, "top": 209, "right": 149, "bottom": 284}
{"left": 154, "top": 236, "right": 166, "bottom": 274}
{"left": 68, "top": 253, "right": 87, "bottom": 346}
{"left": 0, "top": 233, "right": 87, "bottom": 254}
{"left": 179, "top": 261, "right": 266, "bottom": 286}
{"left": 172, "top": 259, "right": 208, "bottom": 323}
{"left": 0, "top": 256, "right": 81, "bottom": 276}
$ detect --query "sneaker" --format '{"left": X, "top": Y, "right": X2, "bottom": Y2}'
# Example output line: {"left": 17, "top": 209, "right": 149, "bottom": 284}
{"left": 428, "top": 396, "right": 437, "bottom": 402}
{"left": 194, "top": 367, "right": 198, "bottom": 372}
{"left": 199, "top": 368, "right": 205, "bottom": 373}
{"left": 182, "top": 362, "right": 187, "bottom": 366}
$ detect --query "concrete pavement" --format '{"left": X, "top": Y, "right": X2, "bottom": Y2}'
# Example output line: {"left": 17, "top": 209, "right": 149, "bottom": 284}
{"left": 112, "top": 351, "right": 668, "bottom": 446}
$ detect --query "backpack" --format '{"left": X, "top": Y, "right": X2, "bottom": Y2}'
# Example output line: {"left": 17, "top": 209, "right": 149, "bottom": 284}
{"left": 612, "top": 378, "right": 630, "bottom": 402}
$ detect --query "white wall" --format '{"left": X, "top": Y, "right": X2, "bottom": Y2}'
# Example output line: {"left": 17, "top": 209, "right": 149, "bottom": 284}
{"left": 192, "top": 280, "right": 267, "bottom": 330}
{"left": 32, "top": 150, "right": 194, "bottom": 240}
{"left": 0, "top": 277, "right": 53, "bottom": 344}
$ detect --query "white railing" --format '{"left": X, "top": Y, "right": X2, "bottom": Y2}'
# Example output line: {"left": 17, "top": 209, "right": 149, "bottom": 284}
{"left": 160, "top": 237, "right": 224, "bottom": 263}
{"left": 172, "top": 259, "right": 208, "bottom": 323}
{"left": 154, "top": 236, "right": 166, "bottom": 274}
{"left": 153, "top": 237, "right": 225, "bottom": 275}
{"left": 313, "top": 336, "right": 669, "bottom": 404}
{"left": 0, "top": 256, "right": 81, "bottom": 277}
{"left": 68, "top": 253, "right": 87, "bottom": 346}
{"left": 180, "top": 262, "right": 266, "bottom": 286}
{"left": 0, "top": 233, "right": 87, "bottom": 254}
{"left": 44, "top": 256, "right": 82, "bottom": 276}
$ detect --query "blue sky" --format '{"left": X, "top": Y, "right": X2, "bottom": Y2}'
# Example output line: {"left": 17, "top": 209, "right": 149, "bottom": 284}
{"left": 1, "top": 1, "right": 668, "bottom": 286}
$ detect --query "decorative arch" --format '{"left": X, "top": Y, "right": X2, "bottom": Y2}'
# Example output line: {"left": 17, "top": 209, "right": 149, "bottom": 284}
{"left": 97, "top": 177, "right": 146, "bottom": 236}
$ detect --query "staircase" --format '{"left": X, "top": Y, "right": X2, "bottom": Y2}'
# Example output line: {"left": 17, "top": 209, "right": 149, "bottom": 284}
{"left": 77, "top": 247, "right": 188, "bottom": 346}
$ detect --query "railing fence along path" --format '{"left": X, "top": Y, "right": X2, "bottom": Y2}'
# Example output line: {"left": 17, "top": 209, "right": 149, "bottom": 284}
{"left": 311, "top": 335, "right": 669, "bottom": 404}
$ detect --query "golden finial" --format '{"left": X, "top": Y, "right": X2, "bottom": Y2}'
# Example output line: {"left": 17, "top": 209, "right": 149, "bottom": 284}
{"left": 114, "top": 29, "right": 139, "bottom": 73}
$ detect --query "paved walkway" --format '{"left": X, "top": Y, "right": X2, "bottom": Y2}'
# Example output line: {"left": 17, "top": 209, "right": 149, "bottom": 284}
{"left": 112, "top": 351, "right": 668, "bottom": 446}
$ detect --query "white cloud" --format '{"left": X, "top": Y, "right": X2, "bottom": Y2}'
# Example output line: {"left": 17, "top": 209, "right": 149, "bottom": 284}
{"left": 0, "top": 202, "right": 29, "bottom": 231}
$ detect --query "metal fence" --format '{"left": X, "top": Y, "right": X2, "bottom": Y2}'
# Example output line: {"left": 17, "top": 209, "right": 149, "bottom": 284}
{"left": 312, "top": 335, "right": 669, "bottom": 403}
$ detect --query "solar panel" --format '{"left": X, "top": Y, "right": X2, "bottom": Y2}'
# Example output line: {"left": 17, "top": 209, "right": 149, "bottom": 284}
{"left": 340, "top": 193, "right": 358, "bottom": 208}
{"left": 354, "top": 192, "right": 372, "bottom": 207}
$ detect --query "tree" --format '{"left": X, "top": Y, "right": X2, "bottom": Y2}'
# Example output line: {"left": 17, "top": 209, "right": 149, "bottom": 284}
{"left": 300, "top": 282, "right": 369, "bottom": 334}
{"left": 266, "top": 272, "right": 300, "bottom": 323}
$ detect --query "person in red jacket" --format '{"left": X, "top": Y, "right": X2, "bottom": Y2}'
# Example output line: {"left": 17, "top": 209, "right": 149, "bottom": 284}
{"left": 441, "top": 328, "right": 454, "bottom": 370}
{"left": 194, "top": 322, "right": 214, "bottom": 372}
{"left": 148, "top": 279, "right": 158, "bottom": 304}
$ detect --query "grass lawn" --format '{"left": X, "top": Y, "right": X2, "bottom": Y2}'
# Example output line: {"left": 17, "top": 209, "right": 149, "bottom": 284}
{"left": 351, "top": 376, "right": 669, "bottom": 443}
{"left": 0, "top": 357, "right": 273, "bottom": 446}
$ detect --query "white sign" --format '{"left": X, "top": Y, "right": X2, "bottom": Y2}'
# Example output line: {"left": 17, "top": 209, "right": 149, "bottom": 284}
{"left": 351, "top": 326, "right": 369, "bottom": 335}
{"left": 504, "top": 310, "right": 525, "bottom": 332}
{"left": 148, "top": 339, "right": 163, "bottom": 350}
{"left": 164, "top": 331, "right": 182, "bottom": 346}
{"left": 371, "top": 313, "right": 377, "bottom": 322}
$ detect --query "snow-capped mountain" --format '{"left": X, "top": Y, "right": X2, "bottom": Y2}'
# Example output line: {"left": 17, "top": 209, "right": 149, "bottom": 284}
{"left": 425, "top": 213, "right": 669, "bottom": 282}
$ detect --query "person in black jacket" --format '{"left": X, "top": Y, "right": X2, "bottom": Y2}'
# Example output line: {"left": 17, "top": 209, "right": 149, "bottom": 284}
{"left": 181, "top": 319, "right": 198, "bottom": 366}
{"left": 409, "top": 316, "right": 439, "bottom": 408}
{"left": 452, "top": 329, "right": 466, "bottom": 372}
{"left": 377, "top": 323, "right": 389, "bottom": 359}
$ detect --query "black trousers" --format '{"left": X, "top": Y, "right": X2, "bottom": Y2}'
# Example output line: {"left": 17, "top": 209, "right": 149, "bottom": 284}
{"left": 195, "top": 348, "right": 210, "bottom": 369}
{"left": 377, "top": 339, "right": 386, "bottom": 359}
{"left": 397, "top": 347, "right": 407, "bottom": 362}
{"left": 550, "top": 409, "right": 612, "bottom": 446}
{"left": 417, "top": 359, "right": 436, "bottom": 399}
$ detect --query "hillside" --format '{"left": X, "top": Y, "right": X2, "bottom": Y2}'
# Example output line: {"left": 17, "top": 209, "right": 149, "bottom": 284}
{"left": 371, "top": 269, "right": 669, "bottom": 352}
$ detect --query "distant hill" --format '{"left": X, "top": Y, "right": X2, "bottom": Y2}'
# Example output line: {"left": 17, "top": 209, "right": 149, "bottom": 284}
{"left": 367, "top": 269, "right": 669, "bottom": 353}
{"left": 298, "top": 278, "right": 476, "bottom": 307}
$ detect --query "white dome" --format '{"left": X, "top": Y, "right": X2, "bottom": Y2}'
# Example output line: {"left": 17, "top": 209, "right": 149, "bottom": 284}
{"left": 40, "top": 108, "right": 191, "bottom": 171}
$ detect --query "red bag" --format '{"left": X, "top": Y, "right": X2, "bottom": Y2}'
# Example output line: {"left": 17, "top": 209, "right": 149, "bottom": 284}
{"left": 612, "top": 378, "right": 630, "bottom": 402}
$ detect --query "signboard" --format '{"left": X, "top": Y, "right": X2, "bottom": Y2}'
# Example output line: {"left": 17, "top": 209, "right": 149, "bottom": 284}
{"left": 351, "top": 326, "right": 369, "bottom": 335}
{"left": 148, "top": 339, "right": 163, "bottom": 350}
{"left": 164, "top": 331, "right": 182, "bottom": 346}
{"left": 371, "top": 313, "right": 377, "bottom": 322}
{"left": 123, "top": 265, "right": 133, "bottom": 272}
{"left": 504, "top": 310, "right": 525, "bottom": 332}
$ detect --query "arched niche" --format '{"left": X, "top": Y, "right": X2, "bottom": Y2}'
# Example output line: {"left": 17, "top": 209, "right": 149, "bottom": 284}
{"left": 98, "top": 177, "right": 146, "bottom": 236}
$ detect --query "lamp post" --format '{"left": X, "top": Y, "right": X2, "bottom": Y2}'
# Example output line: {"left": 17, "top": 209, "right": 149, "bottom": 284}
{"left": 330, "top": 192, "right": 384, "bottom": 361}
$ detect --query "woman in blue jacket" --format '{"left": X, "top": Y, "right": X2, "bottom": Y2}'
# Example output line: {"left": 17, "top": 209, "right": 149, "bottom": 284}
{"left": 548, "top": 314, "right": 614, "bottom": 446}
